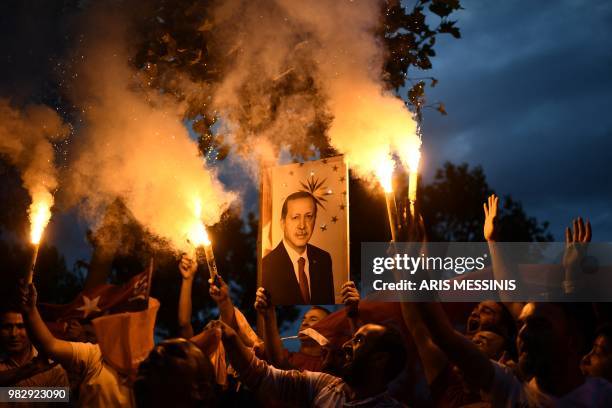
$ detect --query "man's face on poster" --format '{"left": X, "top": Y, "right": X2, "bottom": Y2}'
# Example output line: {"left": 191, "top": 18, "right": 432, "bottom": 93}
{"left": 281, "top": 196, "right": 316, "bottom": 252}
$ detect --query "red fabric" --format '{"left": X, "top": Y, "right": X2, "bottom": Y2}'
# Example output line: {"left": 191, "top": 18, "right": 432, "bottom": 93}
{"left": 39, "top": 264, "right": 152, "bottom": 338}
{"left": 298, "top": 257, "right": 309, "bottom": 303}
{"left": 284, "top": 349, "right": 323, "bottom": 372}
{"left": 311, "top": 300, "right": 474, "bottom": 350}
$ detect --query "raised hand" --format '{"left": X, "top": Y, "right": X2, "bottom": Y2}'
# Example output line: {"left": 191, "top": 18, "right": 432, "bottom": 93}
{"left": 565, "top": 217, "right": 591, "bottom": 244}
{"left": 563, "top": 217, "right": 591, "bottom": 288}
{"left": 205, "top": 319, "right": 238, "bottom": 342}
{"left": 179, "top": 254, "right": 198, "bottom": 280}
{"left": 208, "top": 275, "right": 230, "bottom": 305}
{"left": 254, "top": 287, "right": 273, "bottom": 315}
{"left": 19, "top": 281, "right": 37, "bottom": 314}
{"left": 341, "top": 281, "right": 360, "bottom": 315}
{"left": 398, "top": 207, "right": 427, "bottom": 243}
{"left": 483, "top": 194, "right": 499, "bottom": 242}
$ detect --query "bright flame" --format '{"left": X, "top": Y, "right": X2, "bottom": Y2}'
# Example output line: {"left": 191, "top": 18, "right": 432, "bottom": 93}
{"left": 374, "top": 157, "right": 394, "bottom": 193}
{"left": 187, "top": 199, "right": 211, "bottom": 247}
{"left": 29, "top": 193, "right": 52, "bottom": 245}
{"left": 405, "top": 148, "right": 421, "bottom": 173}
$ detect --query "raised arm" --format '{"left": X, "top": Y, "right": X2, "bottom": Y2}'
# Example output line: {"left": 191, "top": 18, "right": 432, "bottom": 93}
{"left": 254, "top": 287, "right": 286, "bottom": 367}
{"left": 484, "top": 194, "right": 523, "bottom": 318}
{"left": 178, "top": 254, "right": 197, "bottom": 338}
{"left": 341, "top": 281, "right": 360, "bottom": 334}
{"left": 414, "top": 301, "right": 495, "bottom": 391}
{"left": 208, "top": 275, "right": 237, "bottom": 329}
{"left": 20, "top": 283, "right": 73, "bottom": 368}
{"left": 400, "top": 302, "right": 449, "bottom": 384}
{"left": 210, "top": 319, "right": 330, "bottom": 406}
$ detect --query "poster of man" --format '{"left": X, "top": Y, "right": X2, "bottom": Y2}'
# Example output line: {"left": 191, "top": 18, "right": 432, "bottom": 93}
{"left": 259, "top": 156, "right": 349, "bottom": 305}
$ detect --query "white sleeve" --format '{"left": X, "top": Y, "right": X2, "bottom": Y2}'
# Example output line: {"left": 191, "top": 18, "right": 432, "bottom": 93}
{"left": 69, "top": 342, "right": 104, "bottom": 383}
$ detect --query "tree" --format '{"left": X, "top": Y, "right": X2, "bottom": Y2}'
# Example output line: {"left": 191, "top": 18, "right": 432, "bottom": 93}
{"left": 131, "top": 0, "right": 462, "bottom": 158}
{"left": 419, "top": 162, "right": 553, "bottom": 242}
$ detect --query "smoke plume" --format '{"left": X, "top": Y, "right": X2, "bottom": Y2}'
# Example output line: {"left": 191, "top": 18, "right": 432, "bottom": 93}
{"left": 62, "top": 10, "right": 235, "bottom": 253}
{"left": 206, "top": 0, "right": 420, "bottom": 181}
{"left": 0, "top": 99, "right": 69, "bottom": 238}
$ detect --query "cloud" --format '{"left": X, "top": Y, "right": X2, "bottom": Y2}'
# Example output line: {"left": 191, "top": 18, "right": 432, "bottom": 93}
{"left": 420, "top": 0, "right": 612, "bottom": 239}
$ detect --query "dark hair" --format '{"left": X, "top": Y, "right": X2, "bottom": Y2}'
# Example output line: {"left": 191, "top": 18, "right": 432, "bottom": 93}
{"left": 595, "top": 323, "right": 612, "bottom": 343}
{"left": 281, "top": 191, "right": 317, "bottom": 220}
{"left": 554, "top": 302, "right": 596, "bottom": 354}
{"left": 496, "top": 303, "right": 516, "bottom": 339}
{"left": 375, "top": 326, "right": 407, "bottom": 383}
{"left": 0, "top": 304, "right": 22, "bottom": 318}
{"left": 310, "top": 305, "right": 331, "bottom": 316}
{"left": 135, "top": 338, "right": 217, "bottom": 407}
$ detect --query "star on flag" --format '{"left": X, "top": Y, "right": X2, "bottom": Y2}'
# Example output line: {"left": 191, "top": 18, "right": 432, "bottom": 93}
{"left": 76, "top": 295, "right": 102, "bottom": 318}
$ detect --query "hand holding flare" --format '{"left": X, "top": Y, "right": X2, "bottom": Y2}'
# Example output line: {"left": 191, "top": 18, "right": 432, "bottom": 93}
{"left": 187, "top": 199, "right": 219, "bottom": 281}
{"left": 188, "top": 222, "right": 218, "bottom": 281}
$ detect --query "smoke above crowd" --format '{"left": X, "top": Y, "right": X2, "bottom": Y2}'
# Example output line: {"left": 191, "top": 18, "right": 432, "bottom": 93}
{"left": 1, "top": 0, "right": 421, "bottom": 251}
{"left": 204, "top": 0, "right": 421, "bottom": 181}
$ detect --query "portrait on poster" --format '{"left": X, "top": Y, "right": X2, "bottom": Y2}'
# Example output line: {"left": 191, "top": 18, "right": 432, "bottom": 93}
{"left": 259, "top": 156, "right": 349, "bottom": 305}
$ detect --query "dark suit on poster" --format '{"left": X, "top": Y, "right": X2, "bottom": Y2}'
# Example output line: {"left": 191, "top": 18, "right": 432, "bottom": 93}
{"left": 262, "top": 242, "right": 334, "bottom": 305}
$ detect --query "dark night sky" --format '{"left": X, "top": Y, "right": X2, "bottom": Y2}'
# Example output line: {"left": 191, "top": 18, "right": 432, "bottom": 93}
{"left": 420, "top": 0, "right": 612, "bottom": 240}
{"left": 2, "top": 0, "right": 612, "bottom": 269}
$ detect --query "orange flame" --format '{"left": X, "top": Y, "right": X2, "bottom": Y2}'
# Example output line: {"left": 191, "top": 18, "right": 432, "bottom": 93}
{"left": 187, "top": 199, "right": 211, "bottom": 247}
{"left": 29, "top": 193, "right": 52, "bottom": 245}
{"left": 374, "top": 156, "right": 395, "bottom": 193}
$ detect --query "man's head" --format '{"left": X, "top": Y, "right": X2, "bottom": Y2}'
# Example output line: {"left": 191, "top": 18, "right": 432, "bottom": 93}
{"left": 341, "top": 324, "right": 406, "bottom": 388}
{"left": 516, "top": 302, "right": 583, "bottom": 380}
{"left": 298, "top": 306, "right": 330, "bottom": 342}
{"left": 471, "top": 330, "right": 506, "bottom": 360}
{"left": 135, "top": 338, "right": 216, "bottom": 407}
{"left": 466, "top": 301, "right": 516, "bottom": 341}
{"left": 65, "top": 319, "right": 98, "bottom": 344}
{"left": 581, "top": 324, "right": 612, "bottom": 382}
{"left": 0, "top": 309, "right": 30, "bottom": 356}
{"left": 281, "top": 192, "right": 317, "bottom": 253}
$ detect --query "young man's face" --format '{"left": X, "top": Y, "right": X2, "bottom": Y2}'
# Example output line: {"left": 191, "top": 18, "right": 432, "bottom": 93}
{"left": 0, "top": 312, "right": 30, "bottom": 355}
{"left": 341, "top": 324, "right": 387, "bottom": 386}
{"left": 581, "top": 335, "right": 612, "bottom": 382}
{"left": 516, "top": 303, "right": 568, "bottom": 379}
{"left": 471, "top": 330, "right": 505, "bottom": 360}
{"left": 281, "top": 197, "right": 315, "bottom": 252}
{"left": 466, "top": 301, "right": 504, "bottom": 334}
{"left": 298, "top": 307, "right": 328, "bottom": 341}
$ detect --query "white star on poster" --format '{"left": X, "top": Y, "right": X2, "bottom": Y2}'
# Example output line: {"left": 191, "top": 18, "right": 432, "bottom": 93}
{"left": 76, "top": 295, "right": 102, "bottom": 318}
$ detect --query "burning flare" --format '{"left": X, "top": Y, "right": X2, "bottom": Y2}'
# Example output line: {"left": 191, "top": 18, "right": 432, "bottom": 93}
{"left": 405, "top": 148, "right": 421, "bottom": 207}
{"left": 29, "top": 191, "right": 53, "bottom": 245}
{"left": 374, "top": 156, "right": 395, "bottom": 193}
{"left": 187, "top": 199, "right": 211, "bottom": 247}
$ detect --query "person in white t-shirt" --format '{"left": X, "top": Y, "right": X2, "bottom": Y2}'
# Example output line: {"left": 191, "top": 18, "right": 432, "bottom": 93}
{"left": 20, "top": 283, "right": 158, "bottom": 407}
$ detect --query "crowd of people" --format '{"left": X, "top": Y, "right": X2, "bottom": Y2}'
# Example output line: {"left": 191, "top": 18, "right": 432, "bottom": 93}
{"left": 2, "top": 194, "right": 612, "bottom": 407}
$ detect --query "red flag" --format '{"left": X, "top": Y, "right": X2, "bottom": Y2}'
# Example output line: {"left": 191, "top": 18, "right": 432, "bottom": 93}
{"left": 39, "top": 260, "right": 154, "bottom": 337}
